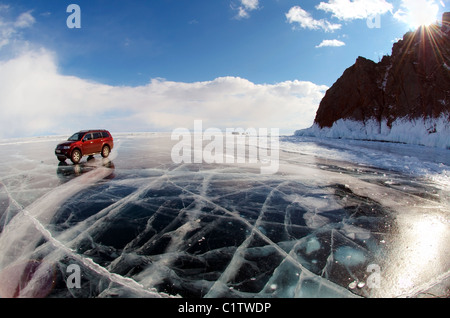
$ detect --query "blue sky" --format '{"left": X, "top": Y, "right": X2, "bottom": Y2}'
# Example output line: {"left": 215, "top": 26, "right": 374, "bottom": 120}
{"left": 0, "top": 0, "right": 448, "bottom": 137}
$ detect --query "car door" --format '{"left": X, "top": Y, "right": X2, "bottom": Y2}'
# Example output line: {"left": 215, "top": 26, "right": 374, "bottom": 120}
{"left": 82, "top": 132, "right": 96, "bottom": 154}
{"left": 92, "top": 132, "right": 103, "bottom": 153}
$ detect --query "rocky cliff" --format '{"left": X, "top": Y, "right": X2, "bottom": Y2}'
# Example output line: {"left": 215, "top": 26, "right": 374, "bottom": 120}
{"left": 297, "top": 13, "right": 450, "bottom": 149}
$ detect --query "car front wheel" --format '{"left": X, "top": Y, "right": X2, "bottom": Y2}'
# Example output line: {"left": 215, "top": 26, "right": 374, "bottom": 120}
{"left": 101, "top": 145, "right": 110, "bottom": 158}
{"left": 71, "top": 149, "right": 81, "bottom": 164}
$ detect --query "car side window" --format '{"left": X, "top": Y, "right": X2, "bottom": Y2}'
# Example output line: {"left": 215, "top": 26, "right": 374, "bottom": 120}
{"left": 101, "top": 131, "right": 110, "bottom": 138}
{"left": 93, "top": 132, "right": 102, "bottom": 139}
{"left": 83, "top": 133, "right": 93, "bottom": 141}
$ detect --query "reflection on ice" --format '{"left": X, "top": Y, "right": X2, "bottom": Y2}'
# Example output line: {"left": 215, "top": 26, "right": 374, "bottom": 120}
{"left": 57, "top": 157, "right": 115, "bottom": 180}
{"left": 379, "top": 212, "right": 450, "bottom": 297}
{"left": 0, "top": 133, "right": 448, "bottom": 298}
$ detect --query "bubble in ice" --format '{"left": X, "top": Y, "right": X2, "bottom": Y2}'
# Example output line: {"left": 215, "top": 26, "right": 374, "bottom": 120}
{"left": 348, "top": 280, "right": 358, "bottom": 289}
{"left": 334, "top": 247, "right": 366, "bottom": 267}
{"left": 305, "top": 237, "right": 321, "bottom": 254}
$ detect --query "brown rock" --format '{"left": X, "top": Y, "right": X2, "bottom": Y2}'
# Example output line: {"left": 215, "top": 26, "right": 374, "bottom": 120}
{"left": 314, "top": 13, "right": 450, "bottom": 129}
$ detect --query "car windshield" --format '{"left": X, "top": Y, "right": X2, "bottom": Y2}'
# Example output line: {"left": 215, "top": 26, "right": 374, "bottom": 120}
{"left": 68, "top": 133, "right": 83, "bottom": 141}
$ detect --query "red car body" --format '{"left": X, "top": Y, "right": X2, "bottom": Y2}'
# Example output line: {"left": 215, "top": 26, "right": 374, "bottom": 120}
{"left": 55, "top": 130, "right": 114, "bottom": 164}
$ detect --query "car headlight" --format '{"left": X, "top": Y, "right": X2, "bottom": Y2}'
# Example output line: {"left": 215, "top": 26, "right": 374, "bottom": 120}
{"left": 63, "top": 146, "right": 71, "bottom": 149}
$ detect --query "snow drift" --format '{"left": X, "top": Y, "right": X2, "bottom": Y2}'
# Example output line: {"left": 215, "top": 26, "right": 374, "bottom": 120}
{"left": 295, "top": 113, "right": 450, "bottom": 149}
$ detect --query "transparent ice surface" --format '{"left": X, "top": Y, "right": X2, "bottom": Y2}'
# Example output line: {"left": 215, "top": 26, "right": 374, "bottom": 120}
{"left": 0, "top": 133, "right": 448, "bottom": 298}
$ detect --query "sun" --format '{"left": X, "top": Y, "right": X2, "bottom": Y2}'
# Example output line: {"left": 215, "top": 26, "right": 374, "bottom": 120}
{"left": 395, "top": 0, "right": 440, "bottom": 30}
{"left": 408, "top": 9, "right": 439, "bottom": 29}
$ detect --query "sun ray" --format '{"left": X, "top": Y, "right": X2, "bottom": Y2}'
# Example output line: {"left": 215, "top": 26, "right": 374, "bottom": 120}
{"left": 394, "top": 17, "right": 450, "bottom": 74}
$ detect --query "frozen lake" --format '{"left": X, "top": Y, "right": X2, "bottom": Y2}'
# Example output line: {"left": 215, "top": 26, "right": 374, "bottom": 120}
{"left": 0, "top": 132, "right": 449, "bottom": 298}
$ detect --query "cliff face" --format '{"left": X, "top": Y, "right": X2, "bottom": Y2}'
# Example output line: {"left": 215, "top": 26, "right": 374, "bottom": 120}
{"left": 308, "top": 13, "right": 450, "bottom": 147}
{"left": 314, "top": 56, "right": 386, "bottom": 128}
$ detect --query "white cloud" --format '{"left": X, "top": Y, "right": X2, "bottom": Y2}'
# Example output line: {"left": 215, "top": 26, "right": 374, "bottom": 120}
{"left": 234, "top": 0, "right": 260, "bottom": 19}
{"left": 315, "top": 39, "right": 346, "bottom": 48}
{"left": 393, "top": 0, "right": 439, "bottom": 28}
{"left": 14, "top": 11, "right": 35, "bottom": 28}
{"left": 316, "top": 0, "right": 393, "bottom": 20}
{"left": 286, "top": 6, "right": 341, "bottom": 32}
{"left": 241, "top": 0, "right": 259, "bottom": 10}
{"left": 0, "top": 50, "right": 328, "bottom": 138}
{"left": 0, "top": 9, "right": 35, "bottom": 49}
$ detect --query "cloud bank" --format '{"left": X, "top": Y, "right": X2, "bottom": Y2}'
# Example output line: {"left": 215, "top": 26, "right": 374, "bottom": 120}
{"left": 0, "top": 49, "right": 327, "bottom": 138}
{"left": 0, "top": 6, "right": 328, "bottom": 139}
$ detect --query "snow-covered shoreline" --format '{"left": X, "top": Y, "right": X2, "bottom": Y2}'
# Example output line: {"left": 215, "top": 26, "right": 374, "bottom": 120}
{"left": 295, "top": 113, "right": 450, "bottom": 149}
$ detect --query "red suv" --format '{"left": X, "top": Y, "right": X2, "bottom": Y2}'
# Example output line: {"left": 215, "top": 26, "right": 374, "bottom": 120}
{"left": 55, "top": 130, "right": 114, "bottom": 164}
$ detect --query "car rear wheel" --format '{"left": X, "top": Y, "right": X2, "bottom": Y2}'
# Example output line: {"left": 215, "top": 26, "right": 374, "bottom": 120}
{"left": 71, "top": 149, "right": 81, "bottom": 164}
{"left": 101, "top": 145, "right": 110, "bottom": 158}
